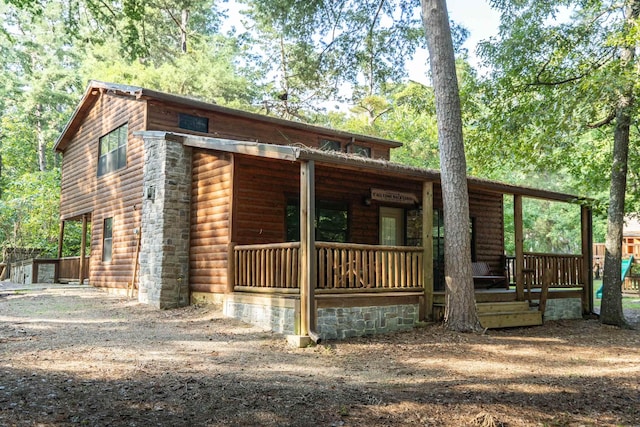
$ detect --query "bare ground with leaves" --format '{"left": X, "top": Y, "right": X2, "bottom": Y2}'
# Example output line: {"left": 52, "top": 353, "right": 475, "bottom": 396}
{"left": 0, "top": 285, "right": 639, "bottom": 427}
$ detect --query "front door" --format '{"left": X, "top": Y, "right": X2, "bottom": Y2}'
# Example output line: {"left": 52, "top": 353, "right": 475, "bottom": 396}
{"left": 379, "top": 207, "right": 404, "bottom": 246}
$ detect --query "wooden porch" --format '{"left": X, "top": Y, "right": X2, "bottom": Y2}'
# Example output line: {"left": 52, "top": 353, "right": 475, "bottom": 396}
{"left": 230, "top": 241, "right": 588, "bottom": 329}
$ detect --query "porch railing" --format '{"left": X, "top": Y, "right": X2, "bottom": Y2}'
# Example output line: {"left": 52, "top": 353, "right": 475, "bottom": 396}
{"left": 234, "top": 242, "right": 300, "bottom": 289}
{"left": 316, "top": 242, "right": 423, "bottom": 290}
{"left": 506, "top": 253, "right": 585, "bottom": 288}
{"left": 233, "top": 241, "right": 423, "bottom": 291}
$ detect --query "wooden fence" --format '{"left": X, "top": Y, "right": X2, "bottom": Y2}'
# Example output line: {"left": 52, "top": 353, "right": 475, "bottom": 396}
{"left": 623, "top": 275, "right": 640, "bottom": 294}
{"left": 58, "top": 256, "right": 90, "bottom": 282}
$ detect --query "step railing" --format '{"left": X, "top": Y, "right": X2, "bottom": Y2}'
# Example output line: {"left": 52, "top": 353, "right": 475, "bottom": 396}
{"left": 506, "top": 253, "right": 585, "bottom": 288}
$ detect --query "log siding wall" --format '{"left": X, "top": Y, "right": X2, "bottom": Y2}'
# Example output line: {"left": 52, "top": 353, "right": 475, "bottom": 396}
{"left": 231, "top": 156, "right": 505, "bottom": 267}
{"left": 59, "top": 93, "right": 505, "bottom": 293}
{"left": 145, "top": 100, "right": 390, "bottom": 159}
{"left": 59, "top": 93, "right": 146, "bottom": 288}
{"left": 189, "top": 150, "right": 233, "bottom": 293}
{"left": 469, "top": 190, "right": 505, "bottom": 273}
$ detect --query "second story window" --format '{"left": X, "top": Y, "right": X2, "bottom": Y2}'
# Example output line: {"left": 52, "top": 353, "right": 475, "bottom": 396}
{"left": 349, "top": 144, "right": 371, "bottom": 158}
{"left": 179, "top": 113, "right": 209, "bottom": 133}
{"left": 98, "top": 124, "right": 128, "bottom": 177}
{"left": 319, "top": 139, "right": 341, "bottom": 152}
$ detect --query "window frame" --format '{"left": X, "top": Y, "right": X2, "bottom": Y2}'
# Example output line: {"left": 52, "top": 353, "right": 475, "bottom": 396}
{"left": 102, "top": 217, "right": 113, "bottom": 262}
{"left": 319, "top": 139, "right": 342, "bottom": 152}
{"left": 286, "top": 198, "right": 350, "bottom": 243}
{"left": 349, "top": 144, "right": 372, "bottom": 158}
{"left": 178, "top": 113, "right": 209, "bottom": 133}
{"left": 97, "top": 123, "right": 128, "bottom": 177}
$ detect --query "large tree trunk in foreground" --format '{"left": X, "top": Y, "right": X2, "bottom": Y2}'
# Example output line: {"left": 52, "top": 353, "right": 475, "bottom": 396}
{"left": 600, "top": 0, "right": 638, "bottom": 327}
{"left": 421, "top": 0, "right": 481, "bottom": 332}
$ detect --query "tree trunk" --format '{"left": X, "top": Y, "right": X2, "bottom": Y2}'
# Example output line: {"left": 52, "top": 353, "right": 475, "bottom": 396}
{"left": 600, "top": 0, "right": 638, "bottom": 327}
{"left": 421, "top": 0, "right": 481, "bottom": 332}
{"left": 36, "top": 104, "right": 46, "bottom": 172}
{"left": 181, "top": 9, "right": 189, "bottom": 53}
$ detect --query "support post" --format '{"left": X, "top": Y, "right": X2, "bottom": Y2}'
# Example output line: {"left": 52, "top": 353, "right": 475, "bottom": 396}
{"left": 55, "top": 221, "right": 65, "bottom": 283}
{"left": 299, "top": 160, "right": 318, "bottom": 343}
{"left": 226, "top": 242, "right": 236, "bottom": 294}
{"left": 514, "top": 195, "right": 525, "bottom": 301}
{"left": 422, "top": 181, "right": 434, "bottom": 321}
{"left": 79, "top": 214, "right": 88, "bottom": 285}
{"left": 57, "top": 221, "right": 65, "bottom": 259}
{"left": 581, "top": 205, "right": 594, "bottom": 314}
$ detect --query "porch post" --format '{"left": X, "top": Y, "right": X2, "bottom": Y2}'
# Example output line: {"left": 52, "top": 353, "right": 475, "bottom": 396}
{"left": 57, "top": 221, "right": 65, "bottom": 259}
{"left": 514, "top": 195, "right": 525, "bottom": 301}
{"left": 299, "top": 160, "right": 317, "bottom": 341}
{"left": 226, "top": 242, "right": 236, "bottom": 294}
{"left": 79, "top": 214, "right": 88, "bottom": 285}
{"left": 581, "top": 205, "right": 594, "bottom": 314}
{"left": 422, "top": 181, "right": 434, "bottom": 321}
{"left": 55, "top": 220, "right": 65, "bottom": 283}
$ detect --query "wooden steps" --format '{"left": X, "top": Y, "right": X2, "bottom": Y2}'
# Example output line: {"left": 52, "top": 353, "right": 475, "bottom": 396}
{"left": 477, "top": 301, "right": 542, "bottom": 329}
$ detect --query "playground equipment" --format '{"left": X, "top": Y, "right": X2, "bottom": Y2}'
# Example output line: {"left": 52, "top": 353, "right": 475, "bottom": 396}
{"left": 596, "top": 255, "right": 634, "bottom": 299}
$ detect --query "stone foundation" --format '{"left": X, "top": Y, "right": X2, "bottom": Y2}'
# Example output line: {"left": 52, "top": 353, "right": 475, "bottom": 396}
{"left": 317, "top": 304, "right": 419, "bottom": 340}
{"left": 223, "top": 295, "right": 297, "bottom": 335}
{"left": 543, "top": 297, "right": 583, "bottom": 321}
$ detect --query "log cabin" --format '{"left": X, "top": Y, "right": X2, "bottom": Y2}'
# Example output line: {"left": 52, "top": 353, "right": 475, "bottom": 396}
{"left": 54, "top": 81, "right": 594, "bottom": 344}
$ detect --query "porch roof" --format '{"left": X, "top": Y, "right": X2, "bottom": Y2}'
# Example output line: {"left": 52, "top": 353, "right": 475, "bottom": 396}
{"left": 138, "top": 131, "right": 588, "bottom": 204}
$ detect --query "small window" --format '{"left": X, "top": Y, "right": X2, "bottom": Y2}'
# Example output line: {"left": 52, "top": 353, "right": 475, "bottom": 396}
{"left": 98, "top": 124, "right": 128, "bottom": 177}
{"left": 179, "top": 113, "right": 209, "bottom": 133}
{"left": 102, "top": 217, "right": 113, "bottom": 262}
{"left": 286, "top": 199, "right": 349, "bottom": 242}
{"left": 319, "top": 139, "right": 341, "bottom": 152}
{"left": 350, "top": 144, "right": 371, "bottom": 158}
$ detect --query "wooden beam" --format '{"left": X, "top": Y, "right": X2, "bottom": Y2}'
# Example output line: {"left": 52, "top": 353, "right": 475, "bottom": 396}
{"left": 79, "top": 215, "right": 88, "bottom": 285}
{"left": 514, "top": 195, "right": 525, "bottom": 301}
{"left": 422, "top": 181, "right": 434, "bottom": 321}
{"left": 299, "top": 160, "right": 316, "bottom": 337}
{"left": 581, "top": 205, "right": 593, "bottom": 314}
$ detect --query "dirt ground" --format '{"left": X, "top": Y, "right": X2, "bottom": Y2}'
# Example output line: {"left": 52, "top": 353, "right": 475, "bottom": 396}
{"left": 1, "top": 285, "right": 639, "bottom": 427}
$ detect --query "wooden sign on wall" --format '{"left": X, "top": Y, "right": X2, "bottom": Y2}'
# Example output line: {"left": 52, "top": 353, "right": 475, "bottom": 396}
{"left": 371, "top": 188, "right": 419, "bottom": 205}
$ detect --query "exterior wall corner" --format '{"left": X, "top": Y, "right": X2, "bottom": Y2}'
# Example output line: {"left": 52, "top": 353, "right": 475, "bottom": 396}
{"left": 138, "top": 135, "right": 192, "bottom": 309}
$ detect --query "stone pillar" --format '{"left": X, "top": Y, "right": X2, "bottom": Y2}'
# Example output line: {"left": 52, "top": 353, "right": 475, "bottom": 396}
{"left": 138, "top": 134, "right": 192, "bottom": 309}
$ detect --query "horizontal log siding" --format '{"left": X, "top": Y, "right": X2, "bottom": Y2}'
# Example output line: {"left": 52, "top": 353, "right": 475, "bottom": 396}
{"left": 189, "top": 150, "right": 232, "bottom": 293}
{"left": 233, "top": 157, "right": 297, "bottom": 244}
{"left": 145, "top": 100, "right": 390, "bottom": 159}
{"left": 59, "top": 93, "right": 146, "bottom": 289}
{"left": 233, "top": 156, "right": 427, "bottom": 245}
{"left": 469, "top": 190, "right": 504, "bottom": 273}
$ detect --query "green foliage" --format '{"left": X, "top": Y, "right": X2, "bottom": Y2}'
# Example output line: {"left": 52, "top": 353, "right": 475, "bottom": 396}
{"left": 504, "top": 196, "right": 582, "bottom": 255}
{"left": 477, "top": 0, "right": 640, "bottom": 210}
{"left": 79, "top": 35, "right": 261, "bottom": 108}
{"left": 239, "top": 0, "right": 429, "bottom": 119}
{"left": 0, "top": 171, "right": 61, "bottom": 256}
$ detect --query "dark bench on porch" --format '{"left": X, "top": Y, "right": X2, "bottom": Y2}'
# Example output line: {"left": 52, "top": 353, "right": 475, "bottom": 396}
{"left": 472, "top": 262, "right": 508, "bottom": 289}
